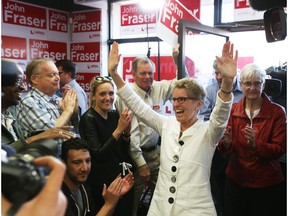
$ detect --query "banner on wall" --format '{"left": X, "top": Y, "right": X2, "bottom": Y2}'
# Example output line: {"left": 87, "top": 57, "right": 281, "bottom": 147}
{"left": 70, "top": 42, "right": 100, "bottom": 71}
{"left": 234, "top": 0, "right": 264, "bottom": 22}
{"left": 2, "top": 0, "right": 47, "bottom": 38}
{"left": 76, "top": 72, "right": 100, "bottom": 93}
{"left": 2, "top": 35, "right": 27, "bottom": 60}
{"left": 156, "top": 0, "right": 201, "bottom": 47}
{"left": 29, "top": 39, "right": 68, "bottom": 61}
{"left": 120, "top": 3, "right": 158, "bottom": 36}
{"left": 47, "top": 9, "right": 70, "bottom": 41}
{"left": 71, "top": 10, "right": 101, "bottom": 42}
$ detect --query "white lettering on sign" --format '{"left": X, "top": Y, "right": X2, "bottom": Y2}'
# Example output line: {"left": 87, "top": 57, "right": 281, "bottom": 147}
{"left": 31, "top": 48, "right": 66, "bottom": 60}
{"left": 79, "top": 83, "right": 90, "bottom": 92}
{"left": 161, "top": 0, "right": 184, "bottom": 34}
{"left": 4, "top": 2, "right": 45, "bottom": 28}
{"left": 121, "top": 4, "right": 156, "bottom": 26}
{"left": 72, "top": 21, "right": 101, "bottom": 32}
{"left": 122, "top": 5, "right": 138, "bottom": 14}
{"left": 4, "top": 10, "right": 46, "bottom": 27}
{"left": 76, "top": 74, "right": 84, "bottom": 81}
{"left": 31, "top": 41, "right": 48, "bottom": 49}
{"left": 1, "top": 47, "right": 26, "bottom": 58}
{"left": 51, "top": 12, "right": 66, "bottom": 20}
{"left": 121, "top": 14, "right": 156, "bottom": 25}
{"left": 125, "top": 60, "right": 133, "bottom": 73}
{"left": 4, "top": 1, "right": 25, "bottom": 12}
{"left": 73, "top": 14, "right": 86, "bottom": 22}
{"left": 71, "top": 44, "right": 84, "bottom": 51}
{"left": 50, "top": 19, "right": 67, "bottom": 31}
{"left": 165, "top": 0, "right": 183, "bottom": 18}
{"left": 50, "top": 11, "right": 67, "bottom": 31}
{"left": 71, "top": 51, "right": 99, "bottom": 61}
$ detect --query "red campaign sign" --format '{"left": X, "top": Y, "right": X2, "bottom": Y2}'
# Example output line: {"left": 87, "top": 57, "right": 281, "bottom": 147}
{"left": 48, "top": 9, "right": 68, "bottom": 32}
{"left": 71, "top": 10, "right": 101, "bottom": 33}
{"left": 76, "top": 72, "right": 100, "bottom": 92}
{"left": 70, "top": 42, "right": 100, "bottom": 63}
{"left": 160, "top": 0, "right": 199, "bottom": 35}
{"left": 1, "top": 35, "right": 27, "bottom": 60}
{"left": 178, "top": 0, "right": 200, "bottom": 19}
{"left": 29, "top": 39, "right": 67, "bottom": 60}
{"left": 2, "top": 0, "right": 46, "bottom": 29}
{"left": 121, "top": 3, "right": 157, "bottom": 26}
{"left": 234, "top": 0, "right": 250, "bottom": 9}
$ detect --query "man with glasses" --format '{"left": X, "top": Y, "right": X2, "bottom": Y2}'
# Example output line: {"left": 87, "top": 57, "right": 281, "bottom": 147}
{"left": 199, "top": 59, "right": 243, "bottom": 216}
{"left": 55, "top": 60, "right": 88, "bottom": 116}
{"left": 115, "top": 46, "right": 181, "bottom": 216}
{"left": 1, "top": 59, "right": 76, "bottom": 154}
{"left": 16, "top": 58, "right": 78, "bottom": 155}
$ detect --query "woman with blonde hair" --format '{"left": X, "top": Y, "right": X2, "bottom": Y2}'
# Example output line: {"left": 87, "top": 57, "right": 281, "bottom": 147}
{"left": 79, "top": 76, "right": 134, "bottom": 216}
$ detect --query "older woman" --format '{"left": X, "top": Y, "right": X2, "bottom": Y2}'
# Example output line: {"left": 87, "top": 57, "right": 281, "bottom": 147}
{"left": 218, "top": 64, "right": 286, "bottom": 216}
{"left": 108, "top": 41, "right": 238, "bottom": 216}
{"left": 79, "top": 76, "right": 134, "bottom": 216}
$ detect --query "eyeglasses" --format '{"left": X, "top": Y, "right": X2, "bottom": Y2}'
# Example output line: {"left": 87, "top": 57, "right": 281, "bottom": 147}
{"left": 241, "top": 81, "right": 263, "bottom": 88}
{"left": 94, "top": 76, "right": 112, "bottom": 82}
{"left": 170, "top": 97, "right": 196, "bottom": 104}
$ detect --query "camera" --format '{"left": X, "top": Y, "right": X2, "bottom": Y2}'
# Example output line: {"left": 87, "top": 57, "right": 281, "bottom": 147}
{"left": 2, "top": 139, "right": 58, "bottom": 205}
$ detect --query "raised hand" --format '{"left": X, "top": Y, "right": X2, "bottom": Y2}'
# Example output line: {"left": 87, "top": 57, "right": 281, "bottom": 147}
{"left": 172, "top": 43, "right": 180, "bottom": 64}
{"left": 108, "top": 41, "right": 121, "bottom": 74}
{"left": 216, "top": 41, "right": 238, "bottom": 80}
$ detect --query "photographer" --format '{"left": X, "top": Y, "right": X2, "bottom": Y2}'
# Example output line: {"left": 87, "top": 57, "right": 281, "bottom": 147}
{"left": 2, "top": 156, "right": 67, "bottom": 216}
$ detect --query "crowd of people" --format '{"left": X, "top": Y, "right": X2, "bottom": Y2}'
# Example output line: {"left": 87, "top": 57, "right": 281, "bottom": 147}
{"left": 1, "top": 40, "right": 286, "bottom": 216}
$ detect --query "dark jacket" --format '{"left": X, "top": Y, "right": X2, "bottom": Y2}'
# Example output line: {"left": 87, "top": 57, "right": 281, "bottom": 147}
{"left": 1, "top": 120, "right": 27, "bottom": 152}
{"left": 218, "top": 93, "right": 286, "bottom": 188}
{"left": 62, "top": 182, "right": 97, "bottom": 216}
{"left": 79, "top": 108, "right": 134, "bottom": 216}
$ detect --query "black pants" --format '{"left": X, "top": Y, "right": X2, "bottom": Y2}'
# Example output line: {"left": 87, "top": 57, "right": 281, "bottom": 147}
{"left": 224, "top": 177, "right": 285, "bottom": 216}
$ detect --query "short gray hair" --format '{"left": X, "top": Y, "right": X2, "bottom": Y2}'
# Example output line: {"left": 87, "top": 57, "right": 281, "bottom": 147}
{"left": 240, "top": 63, "right": 266, "bottom": 83}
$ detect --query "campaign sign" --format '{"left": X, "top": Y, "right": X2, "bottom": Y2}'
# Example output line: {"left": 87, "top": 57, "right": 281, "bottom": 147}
{"left": 178, "top": 0, "right": 200, "bottom": 19}
{"left": 120, "top": 3, "right": 157, "bottom": 35}
{"left": 72, "top": 10, "right": 101, "bottom": 33}
{"left": 156, "top": 0, "right": 200, "bottom": 46}
{"left": 48, "top": 9, "right": 68, "bottom": 33}
{"left": 2, "top": 35, "right": 27, "bottom": 60}
{"left": 71, "top": 10, "right": 101, "bottom": 42}
{"left": 29, "top": 39, "right": 67, "bottom": 61}
{"left": 76, "top": 72, "right": 100, "bottom": 92}
{"left": 2, "top": 0, "right": 46, "bottom": 29}
{"left": 70, "top": 42, "right": 100, "bottom": 71}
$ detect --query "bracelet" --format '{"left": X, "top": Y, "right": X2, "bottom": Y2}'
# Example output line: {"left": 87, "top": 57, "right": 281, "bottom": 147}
{"left": 122, "top": 133, "right": 131, "bottom": 137}
{"left": 220, "top": 89, "right": 233, "bottom": 94}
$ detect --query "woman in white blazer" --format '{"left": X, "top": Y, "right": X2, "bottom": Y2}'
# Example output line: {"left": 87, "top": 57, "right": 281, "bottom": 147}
{"left": 108, "top": 41, "right": 238, "bottom": 216}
